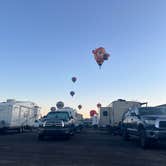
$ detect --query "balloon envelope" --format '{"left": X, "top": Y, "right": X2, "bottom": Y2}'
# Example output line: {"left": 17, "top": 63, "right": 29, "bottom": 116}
{"left": 72, "top": 77, "right": 77, "bottom": 83}
{"left": 90, "top": 110, "right": 97, "bottom": 117}
{"left": 78, "top": 105, "right": 82, "bottom": 110}
{"left": 97, "top": 103, "right": 102, "bottom": 108}
{"left": 56, "top": 101, "right": 64, "bottom": 109}
{"left": 50, "top": 107, "right": 56, "bottom": 112}
{"left": 92, "top": 47, "right": 111, "bottom": 68}
{"left": 70, "top": 91, "right": 75, "bottom": 97}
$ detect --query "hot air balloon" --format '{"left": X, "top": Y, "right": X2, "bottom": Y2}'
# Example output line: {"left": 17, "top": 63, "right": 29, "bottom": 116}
{"left": 90, "top": 110, "right": 97, "bottom": 117}
{"left": 92, "top": 47, "right": 111, "bottom": 68}
{"left": 50, "top": 107, "right": 56, "bottom": 112}
{"left": 78, "top": 105, "right": 82, "bottom": 110}
{"left": 56, "top": 101, "right": 64, "bottom": 109}
{"left": 97, "top": 103, "right": 102, "bottom": 108}
{"left": 72, "top": 77, "right": 77, "bottom": 83}
{"left": 70, "top": 91, "right": 75, "bottom": 97}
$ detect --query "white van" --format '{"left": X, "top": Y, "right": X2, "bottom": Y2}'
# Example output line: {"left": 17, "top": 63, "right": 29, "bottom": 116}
{"left": 55, "top": 107, "right": 81, "bottom": 132}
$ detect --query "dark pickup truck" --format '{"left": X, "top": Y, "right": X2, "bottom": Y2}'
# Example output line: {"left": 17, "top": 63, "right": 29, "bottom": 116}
{"left": 121, "top": 107, "right": 166, "bottom": 148}
{"left": 38, "top": 111, "right": 75, "bottom": 140}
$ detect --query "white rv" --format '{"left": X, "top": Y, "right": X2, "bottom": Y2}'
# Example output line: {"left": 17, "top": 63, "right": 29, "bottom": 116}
{"left": 57, "top": 107, "right": 77, "bottom": 119}
{"left": 99, "top": 99, "right": 146, "bottom": 132}
{"left": 54, "top": 107, "right": 82, "bottom": 132}
{"left": 99, "top": 107, "right": 111, "bottom": 128}
{"left": 92, "top": 115, "right": 99, "bottom": 127}
{"left": 0, "top": 99, "right": 40, "bottom": 133}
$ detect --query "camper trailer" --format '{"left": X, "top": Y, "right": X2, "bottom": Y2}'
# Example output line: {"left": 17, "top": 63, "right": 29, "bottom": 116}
{"left": 99, "top": 99, "right": 146, "bottom": 133}
{"left": 0, "top": 99, "right": 40, "bottom": 133}
{"left": 99, "top": 107, "right": 111, "bottom": 128}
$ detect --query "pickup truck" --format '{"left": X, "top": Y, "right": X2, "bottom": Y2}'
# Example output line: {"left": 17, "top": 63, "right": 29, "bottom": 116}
{"left": 122, "top": 107, "right": 166, "bottom": 148}
{"left": 38, "top": 111, "right": 75, "bottom": 140}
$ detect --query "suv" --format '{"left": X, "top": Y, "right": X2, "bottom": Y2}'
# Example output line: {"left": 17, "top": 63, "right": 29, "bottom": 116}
{"left": 38, "top": 111, "right": 75, "bottom": 140}
{"left": 122, "top": 107, "right": 166, "bottom": 148}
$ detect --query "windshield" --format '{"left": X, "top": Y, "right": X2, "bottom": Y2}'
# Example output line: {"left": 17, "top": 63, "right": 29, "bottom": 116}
{"left": 139, "top": 107, "right": 166, "bottom": 115}
{"left": 46, "top": 112, "right": 69, "bottom": 121}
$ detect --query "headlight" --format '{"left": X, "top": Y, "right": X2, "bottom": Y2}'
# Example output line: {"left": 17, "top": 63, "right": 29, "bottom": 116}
{"left": 144, "top": 119, "right": 156, "bottom": 125}
{"left": 42, "top": 121, "right": 46, "bottom": 127}
{"left": 62, "top": 121, "right": 65, "bottom": 127}
{"left": 63, "top": 122, "right": 70, "bottom": 128}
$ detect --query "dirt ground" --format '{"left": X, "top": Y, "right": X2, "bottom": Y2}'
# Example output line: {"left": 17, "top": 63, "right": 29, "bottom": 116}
{"left": 0, "top": 128, "right": 166, "bottom": 166}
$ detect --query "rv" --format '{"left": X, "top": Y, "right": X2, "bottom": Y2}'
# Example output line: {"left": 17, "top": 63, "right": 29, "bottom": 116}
{"left": 0, "top": 99, "right": 40, "bottom": 133}
{"left": 99, "top": 99, "right": 147, "bottom": 133}
{"left": 92, "top": 115, "right": 99, "bottom": 128}
{"left": 99, "top": 107, "right": 111, "bottom": 128}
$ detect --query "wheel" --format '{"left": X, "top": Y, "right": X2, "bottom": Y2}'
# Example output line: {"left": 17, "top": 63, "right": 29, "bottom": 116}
{"left": 122, "top": 128, "right": 130, "bottom": 141}
{"left": 70, "top": 125, "right": 75, "bottom": 136}
{"left": 0, "top": 129, "right": 6, "bottom": 134}
{"left": 64, "top": 134, "right": 70, "bottom": 140}
{"left": 38, "top": 134, "right": 44, "bottom": 140}
{"left": 139, "top": 129, "right": 149, "bottom": 149}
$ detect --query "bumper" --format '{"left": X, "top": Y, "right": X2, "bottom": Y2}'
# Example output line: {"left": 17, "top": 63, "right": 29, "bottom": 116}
{"left": 39, "top": 127, "right": 71, "bottom": 136}
{"left": 146, "top": 130, "right": 166, "bottom": 140}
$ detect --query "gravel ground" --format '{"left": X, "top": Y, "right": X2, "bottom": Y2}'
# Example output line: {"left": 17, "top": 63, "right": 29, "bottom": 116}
{"left": 0, "top": 128, "right": 166, "bottom": 166}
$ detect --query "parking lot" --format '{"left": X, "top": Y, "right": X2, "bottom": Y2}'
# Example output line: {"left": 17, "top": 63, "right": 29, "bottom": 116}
{"left": 0, "top": 129, "right": 165, "bottom": 166}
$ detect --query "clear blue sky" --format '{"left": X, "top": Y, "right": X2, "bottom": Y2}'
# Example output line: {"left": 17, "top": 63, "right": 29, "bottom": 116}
{"left": 0, "top": 0, "right": 166, "bottom": 117}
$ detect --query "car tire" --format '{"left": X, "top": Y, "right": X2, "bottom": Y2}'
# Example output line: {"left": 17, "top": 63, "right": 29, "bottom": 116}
{"left": 140, "top": 129, "right": 149, "bottom": 149}
{"left": 0, "top": 129, "right": 6, "bottom": 134}
{"left": 64, "top": 134, "right": 70, "bottom": 140}
{"left": 122, "top": 128, "right": 130, "bottom": 141}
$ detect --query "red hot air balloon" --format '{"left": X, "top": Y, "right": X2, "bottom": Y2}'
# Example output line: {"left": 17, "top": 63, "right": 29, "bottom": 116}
{"left": 97, "top": 103, "right": 102, "bottom": 108}
{"left": 90, "top": 110, "right": 97, "bottom": 117}
{"left": 72, "top": 77, "right": 77, "bottom": 83}
{"left": 70, "top": 91, "right": 75, "bottom": 97}
{"left": 78, "top": 105, "right": 82, "bottom": 110}
{"left": 92, "top": 47, "right": 111, "bottom": 68}
{"left": 92, "top": 47, "right": 105, "bottom": 68}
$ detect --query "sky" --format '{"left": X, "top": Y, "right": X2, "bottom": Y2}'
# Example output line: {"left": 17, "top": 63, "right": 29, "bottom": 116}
{"left": 0, "top": 0, "right": 166, "bottom": 117}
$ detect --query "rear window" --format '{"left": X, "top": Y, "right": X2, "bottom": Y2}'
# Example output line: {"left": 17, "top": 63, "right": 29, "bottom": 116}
{"left": 103, "top": 111, "right": 108, "bottom": 116}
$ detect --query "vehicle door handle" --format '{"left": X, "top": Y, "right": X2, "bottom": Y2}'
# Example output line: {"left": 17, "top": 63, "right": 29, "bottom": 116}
{"left": 131, "top": 119, "right": 133, "bottom": 121}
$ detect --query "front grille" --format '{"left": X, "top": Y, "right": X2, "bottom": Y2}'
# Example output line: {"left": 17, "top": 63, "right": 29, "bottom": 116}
{"left": 45, "top": 122, "right": 62, "bottom": 127}
{"left": 55, "top": 122, "right": 62, "bottom": 127}
{"left": 159, "top": 121, "right": 166, "bottom": 128}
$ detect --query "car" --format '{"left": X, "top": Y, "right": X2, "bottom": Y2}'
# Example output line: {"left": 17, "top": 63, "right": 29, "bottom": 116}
{"left": 121, "top": 107, "right": 166, "bottom": 148}
{"left": 38, "top": 111, "right": 75, "bottom": 140}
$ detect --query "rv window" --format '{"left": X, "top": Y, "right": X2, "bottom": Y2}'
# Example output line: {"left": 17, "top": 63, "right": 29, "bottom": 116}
{"left": 0, "top": 105, "right": 10, "bottom": 111}
{"left": 103, "top": 111, "right": 108, "bottom": 116}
